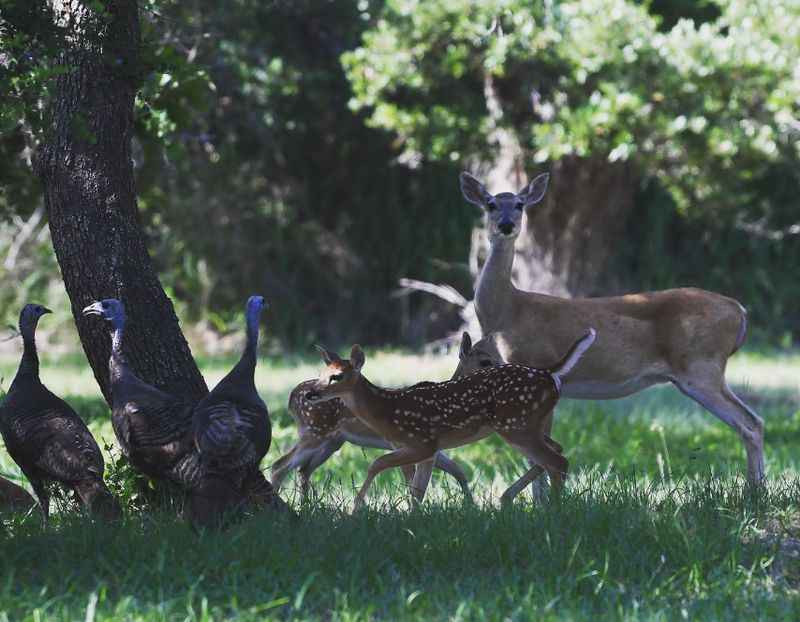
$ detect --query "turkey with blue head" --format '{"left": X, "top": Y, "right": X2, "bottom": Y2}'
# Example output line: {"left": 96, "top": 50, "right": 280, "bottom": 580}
{"left": 189, "top": 295, "right": 287, "bottom": 528}
{"left": 0, "top": 304, "right": 121, "bottom": 523}
{"left": 82, "top": 298, "right": 200, "bottom": 490}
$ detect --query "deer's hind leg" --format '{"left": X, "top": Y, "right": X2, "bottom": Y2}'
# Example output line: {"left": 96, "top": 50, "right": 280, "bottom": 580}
{"left": 271, "top": 435, "right": 345, "bottom": 497}
{"left": 497, "top": 416, "right": 568, "bottom": 505}
{"left": 673, "top": 364, "right": 765, "bottom": 485}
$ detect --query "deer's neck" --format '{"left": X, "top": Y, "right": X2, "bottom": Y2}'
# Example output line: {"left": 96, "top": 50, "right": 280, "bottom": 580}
{"left": 475, "top": 237, "right": 517, "bottom": 329}
{"left": 340, "top": 377, "right": 396, "bottom": 431}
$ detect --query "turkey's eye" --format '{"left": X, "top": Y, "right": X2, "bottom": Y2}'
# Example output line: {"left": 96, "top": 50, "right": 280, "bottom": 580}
{"left": 329, "top": 374, "right": 343, "bottom": 384}
{"left": 479, "top": 359, "right": 492, "bottom": 368}
{"left": 102, "top": 302, "right": 108, "bottom": 309}
{"left": 35, "top": 306, "right": 42, "bottom": 313}
{"left": 515, "top": 202, "right": 524, "bottom": 211}
{"left": 486, "top": 201, "right": 497, "bottom": 212}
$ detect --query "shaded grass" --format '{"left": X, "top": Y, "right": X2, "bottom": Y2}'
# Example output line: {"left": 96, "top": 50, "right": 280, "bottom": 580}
{"left": 2, "top": 479, "right": 799, "bottom": 620}
{"left": 0, "top": 350, "right": 799, "bottom": 619}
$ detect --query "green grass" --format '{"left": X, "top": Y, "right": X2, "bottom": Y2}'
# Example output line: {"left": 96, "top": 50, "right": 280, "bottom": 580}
{"left": 1, "top": 348, "right": 799, "bottom": 620}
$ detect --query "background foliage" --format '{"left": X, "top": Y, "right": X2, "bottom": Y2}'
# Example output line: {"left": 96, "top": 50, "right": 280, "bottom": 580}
{"left": 0, "top": 0, "right": 798, "bottom": 349}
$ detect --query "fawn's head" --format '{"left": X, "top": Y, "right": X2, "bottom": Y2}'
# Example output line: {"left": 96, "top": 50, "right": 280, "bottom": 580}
{"left": 306, "top": 345, "right": 366, "bottom": 403}
{"left": 452, "top": 331, "right": 505, "bottom": 378}
{"left": 459, "top": 172, "right": 549, "bottom": 242}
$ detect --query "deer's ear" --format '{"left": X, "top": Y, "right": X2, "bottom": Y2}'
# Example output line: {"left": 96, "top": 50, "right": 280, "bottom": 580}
{"left": 350, "top": 344, "right": 365, "bottom": 372}
{"left": 459, "top": 332, "right": 472, "bottom": 360}
{"left": 460, "top": 172, "right": 490, "bottom": 207}
{"left": 519, "top": 172, "right": 549, "bottom": 207}
{"left": 315, "top": 344, "right": 339, "bottom": 365}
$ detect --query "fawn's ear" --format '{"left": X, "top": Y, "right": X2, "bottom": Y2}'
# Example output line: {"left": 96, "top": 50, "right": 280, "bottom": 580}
{"left": 315, "top": 344, "right": 339, "bottom": 365}
{"left": 459, "top": 332, "right": 472, "bottom": 360}
{"left": 460, "top": 172, "right": 490, "bottom": 207}
{"left": 518, "top": 172, "right": 550, "bottom": 207}
{"left": 350, "top": 345, "right": 365, "bottom": 372}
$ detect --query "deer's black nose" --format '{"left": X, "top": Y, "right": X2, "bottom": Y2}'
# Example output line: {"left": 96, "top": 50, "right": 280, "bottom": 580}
{"left": 498, "top": 222, "right": 514, "bottom": 235}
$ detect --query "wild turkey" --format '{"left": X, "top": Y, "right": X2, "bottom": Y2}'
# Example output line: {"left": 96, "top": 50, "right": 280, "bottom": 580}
{"left": 82, "top": 299, "right": 201, "bottom": 490}
{"left": 189, "top": 295, "right": 286, "bottom": 527}
{"left": 0, "top": 304, "right": 120, "bottom": 523}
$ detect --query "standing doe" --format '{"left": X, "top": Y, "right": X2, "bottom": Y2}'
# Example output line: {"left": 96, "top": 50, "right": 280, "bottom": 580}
{"left": 305, "top": 330, "right": 595, "bottom": 510}
{"left": 460, "top": 171, "right": 765, "bottom": 485}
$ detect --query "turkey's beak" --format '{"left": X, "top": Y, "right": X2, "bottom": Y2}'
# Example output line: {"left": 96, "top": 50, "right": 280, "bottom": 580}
{"left": 82, "top": 302, "right": 103, "bottom": 317}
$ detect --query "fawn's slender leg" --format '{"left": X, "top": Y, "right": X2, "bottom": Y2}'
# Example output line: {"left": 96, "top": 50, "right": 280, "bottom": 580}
{"left": 354, "top": 446, "right": 437, "bottom": 511}
{"left": 432, "top": 452, "right": 472, "bottom": 499}
{"left": 409, "top": 458, "right": 435, "bottom": 503}
{"left": 296, "top": 438, "right": 345, "bottom": 499}
{"left": 272, "top": 435, "right": 343, "bottom": 494}
{"left": 498, "top": 427, "right": 568, "bottom": 505}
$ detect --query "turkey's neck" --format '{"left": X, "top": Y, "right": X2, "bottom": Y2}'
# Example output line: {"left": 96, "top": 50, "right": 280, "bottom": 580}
{"left": 16, "top": 326, "right": 40, "bottom": 380}
{"left": 231, "top": 313, "right": 259, "bottom": 385}
{"left": 109, "top": 324, "right": 127, "bottom": 385}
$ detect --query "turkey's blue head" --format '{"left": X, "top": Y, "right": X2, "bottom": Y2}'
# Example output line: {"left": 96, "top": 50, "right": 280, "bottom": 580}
{"left": 82, "top": 298, "right": 126, "bottom": 329}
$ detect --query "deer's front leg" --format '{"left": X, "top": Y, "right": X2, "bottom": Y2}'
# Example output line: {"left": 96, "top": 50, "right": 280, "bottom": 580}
{"left": 354, "top": 446, "right": 436, "bottom": 512}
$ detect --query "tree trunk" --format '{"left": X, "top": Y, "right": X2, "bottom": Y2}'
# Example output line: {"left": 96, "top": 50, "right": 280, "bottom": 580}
{"left": 514, "top": 156, "right": 636, "bottom": 297}
{"left": 475, "top": 75, "right": 637, "bottom": 299}
{"left": 34, "top": 0, "right": 207, "bottom": 403}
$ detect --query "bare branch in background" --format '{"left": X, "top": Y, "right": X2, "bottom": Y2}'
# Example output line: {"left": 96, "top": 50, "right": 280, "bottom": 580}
{"left": 4, "top": 205, "right": 45, "bottom": 271}
{"left": 737, "top": 219, "right": 800, "bottom": 241}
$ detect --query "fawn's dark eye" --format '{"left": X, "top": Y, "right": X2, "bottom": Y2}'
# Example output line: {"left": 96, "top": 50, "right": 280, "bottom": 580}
{"left": 480, "top": 359, "right": 492, "bottom": 367}
{"left": 329, "top": 373, "right": 343, "bottom": 384}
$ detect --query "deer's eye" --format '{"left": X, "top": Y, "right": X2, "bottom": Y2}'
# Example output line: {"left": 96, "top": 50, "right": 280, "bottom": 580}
{"left": 479, "top": 359, "right": 493, "bottom": 367}
{"left": 329, "top": 374, "right": 343, "bottom": 384}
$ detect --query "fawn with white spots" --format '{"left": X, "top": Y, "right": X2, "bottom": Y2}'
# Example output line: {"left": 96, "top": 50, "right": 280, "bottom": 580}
{"left": 272, "top": 334, "right": 481, "bottom": 502}
{"left": 306, "top": 329, "right": 596, "bottom": 510}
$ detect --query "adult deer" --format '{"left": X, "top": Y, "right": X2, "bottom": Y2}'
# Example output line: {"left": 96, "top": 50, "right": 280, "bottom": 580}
{"left": 305, "top": 331, "right": 595, "bottom": 510}
{"left": 459, "top": 171, "right": 765, "bottom": 485}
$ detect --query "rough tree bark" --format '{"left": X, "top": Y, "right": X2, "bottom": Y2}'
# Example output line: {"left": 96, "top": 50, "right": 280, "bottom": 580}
{"left": 34, "top": 0, "right": 208, "bottom": 403}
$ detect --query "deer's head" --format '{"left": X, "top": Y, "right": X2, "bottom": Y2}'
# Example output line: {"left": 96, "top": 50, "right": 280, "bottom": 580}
{"left": 306, "top": 344, "right": 365, "bottom": 403}
{"left": 451, "top": 331, "right": 505, "bottom": 378}
{"left": 459, "top": 172, "right": 549, "bottom": 243}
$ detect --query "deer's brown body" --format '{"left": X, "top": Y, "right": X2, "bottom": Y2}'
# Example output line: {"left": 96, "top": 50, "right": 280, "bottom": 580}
{"left": 460, "top": 171, "right": 765, "bottom": 485}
